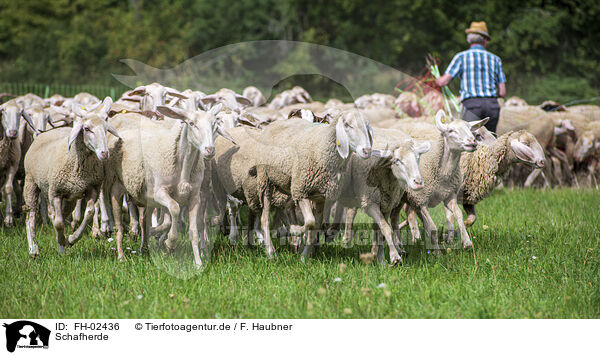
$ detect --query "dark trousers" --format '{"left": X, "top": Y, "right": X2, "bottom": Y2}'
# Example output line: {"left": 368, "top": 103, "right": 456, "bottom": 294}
{"left": 462, "top": 97, "right": 500, "bottom": 133}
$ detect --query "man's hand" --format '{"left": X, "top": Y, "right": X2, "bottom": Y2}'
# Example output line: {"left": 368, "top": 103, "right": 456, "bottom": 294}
{"left": 436, "top": 74, "right": 452, "bottom": 87}
{"left": 498, "top": 83, "right": 506, "bottom": 98}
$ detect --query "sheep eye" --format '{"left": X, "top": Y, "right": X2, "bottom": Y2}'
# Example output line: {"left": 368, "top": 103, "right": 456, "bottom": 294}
{"left": 84, "top": 127, "right": 91, "bottom": 132}
{"left": 187, "top": 121, "right": 195, "bottom": 127}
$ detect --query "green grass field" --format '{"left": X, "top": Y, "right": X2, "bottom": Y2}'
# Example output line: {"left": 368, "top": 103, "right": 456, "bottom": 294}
{"left": 1, "top": 189, "right": 598, "bottom": 318}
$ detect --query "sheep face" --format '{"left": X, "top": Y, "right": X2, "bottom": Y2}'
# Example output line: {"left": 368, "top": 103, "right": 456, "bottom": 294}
{"left": 379, "top": 140, "right": 430, "bottom": 190}
{"left": 129, "top": 83, "right": 187, "bottom": 113}
{"left": 157, "top": 103, "right": 228, "bottom": 159}
{"left": 435, "top": 110, "right": 487, "bottom": 152}
{"left": 336, "top": 110, "right": 373, "bottom": 159}
{"left": 574, "top": 132, "right": 599, "bottom": 162}
{"left": 23, "top": 106, "right": 50, "bottom": 137}
{"left": 0, "top": 101, "right": 32, "bottom": 139}
{"left": 69, "top": 97, "right": 119, "bottom": 161}
{"left": 473, "top": 126, "right": 497, "bottom": 146}
{"left": 554, "top": 119, "right": 575, "bottom": 137}
{"left": 509, "top": 131, "right": 546, "bottom": 168}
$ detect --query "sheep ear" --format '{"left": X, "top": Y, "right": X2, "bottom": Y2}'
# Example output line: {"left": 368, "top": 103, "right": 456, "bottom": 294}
{"left": 156, "top": 105, "right": 187, "bottom": 120}
{"left": 107, "top": 125, "right": 121, "bottom": 139}
{"left": 68, "top": 120, "right": 84, "bottom": 151}
{"left": 98, "top": 97, "right": 113, "bottom": 117}
{"left": 21, "top": 111, "right": 36, "bottom": 132}
{"left": 216, "top": 126, "right": 237, "bottom": 145}
{"left": 235, "top": 94, "right": 252, "bottom": 106}
{"left": 435, "top": 110, "right": 447, "bottom": 132}
{"left": 415, "top": 141, "right": 431, "bottom": 154}
{"left": 469, "top": 117, "right": 489, "bottom": 131}
{"left": 510, "top": 139, "right": 535, "bottom": 163}
{"left": 209, "top": 103, "right": 224, "bottom": 116}
{"left": 335, "top": 116, "right": 350, "bottom": 159}
{"left": 167, "top": 90, "right": 188, "bottom": 100}
{"left": 201, "top": 95, "right": 218, "bottom": 106}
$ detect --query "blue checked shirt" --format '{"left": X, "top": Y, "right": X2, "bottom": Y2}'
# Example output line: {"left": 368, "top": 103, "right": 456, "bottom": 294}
{"left": 445, "top": 44, "right": 506, "bottom": 101}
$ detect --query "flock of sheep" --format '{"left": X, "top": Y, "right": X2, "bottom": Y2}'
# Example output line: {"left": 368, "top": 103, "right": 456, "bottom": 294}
{"left": 0, "top": 83, "right": 597, "bottom": 267}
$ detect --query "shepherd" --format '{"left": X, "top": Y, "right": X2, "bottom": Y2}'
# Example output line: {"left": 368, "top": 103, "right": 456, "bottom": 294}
{"left": 436, "top": 21, "right": 506, "bottom": 132}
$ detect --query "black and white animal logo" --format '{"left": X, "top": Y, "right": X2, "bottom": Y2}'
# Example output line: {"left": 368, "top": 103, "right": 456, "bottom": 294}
{"left": 3, "top": 321, "right": 50, "bottom": 353}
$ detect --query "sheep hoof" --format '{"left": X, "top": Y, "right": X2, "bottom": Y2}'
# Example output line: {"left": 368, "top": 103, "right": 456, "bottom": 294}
{"left": 463, "top": 240, "right": 473, "bottom": 250}
{"left": 289, "top": 225, "right": 304, "bottom": 236}
{"left": 58, "top": 245, "right": 66, "bottom": 255}
{"left": 29, "top": 245, "right": 39, "bottom": 257}
{"left": 266, "top": 249, "right": 277, "bottom": 260}
{"left": 3, "top": 216, "right": 13, "bottom": 227}
{"left": 389, "top": 255, "right": 402, "bottom": 267}
{"left": 118, "top": 254, "right": 126, "bottom": 262}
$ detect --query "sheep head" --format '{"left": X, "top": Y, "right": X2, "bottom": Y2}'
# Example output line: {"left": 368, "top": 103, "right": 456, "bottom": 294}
{"left": 68, "top": 96, "right": 120, "bottom": 161}
{"left": 373, "top": 139, "right": 430, "bottom": 190}
{"left": 435, "top": 110, "right": 487, "bottom": 152}
{"left": 0, "top": 100, "right": 33, "bottom": 139}
{"left": 334, "top": 109, "right": 373, "bottom": 159}
{"left": 508, "top": 130, "right": 545, "bottom": 168}
{"left": 574, "top": 131, "right": 600, "bottom": 162}
{"left": 128, "top": 83, "right": 188, "bottom": 114}
{"left": 157, "top": 103, "right": 231, "bottom": 159}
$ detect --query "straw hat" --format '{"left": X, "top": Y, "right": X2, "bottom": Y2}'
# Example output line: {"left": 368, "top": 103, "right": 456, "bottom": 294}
{"left": 465, "top": 21, "right": 490, "bottom": 40}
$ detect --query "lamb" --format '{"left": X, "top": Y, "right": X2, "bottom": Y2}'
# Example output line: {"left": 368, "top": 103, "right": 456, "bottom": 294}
{"left": 457, "top": 130, "right": 545, "bottom": 228}
{"left": 124, "top": 82, "right": 188, "bottom": 116}
{"left": 242, "top": 86, "right": 267, "bottom": 107}
{"left": 23, "top": 97, "right": 119, "bottom": 256}
{"left": 248, "top": 110, "right": 373, "bottom": 260}
{"left": 107, "top": 103, "right": 227, "bottom": 266}
{"left": 268, "top": 86, "right": 312, "bottom": 110}
{"left": 0, "top": 100, "right": 35, "bottom": 226}
{"left": 400, "top": 111, "right": 488, "bottom": 252}
{"left": 333, "top": 128, "right": 430, "bottom": 264}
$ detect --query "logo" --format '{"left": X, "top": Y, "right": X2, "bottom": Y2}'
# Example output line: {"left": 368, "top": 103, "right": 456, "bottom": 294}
{"left": 3, "top": 321, "right": 50, "bottom": 353}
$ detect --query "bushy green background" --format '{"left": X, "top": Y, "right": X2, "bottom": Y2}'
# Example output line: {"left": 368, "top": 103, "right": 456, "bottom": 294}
{"left": 0, "top": 0, "right": 598, "bottom": 104}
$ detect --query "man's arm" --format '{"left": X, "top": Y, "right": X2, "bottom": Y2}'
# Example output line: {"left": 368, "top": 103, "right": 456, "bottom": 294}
{"left": 498, "top": 82, "right": 506, "bottom": 98}
{"left": 436, "top": 74, "right": 453, "bottom": 87}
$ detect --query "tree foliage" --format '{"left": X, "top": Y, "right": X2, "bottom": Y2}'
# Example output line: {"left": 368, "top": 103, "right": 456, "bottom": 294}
{"left": 0, "top": 0, "right": 597, "bottom": 104}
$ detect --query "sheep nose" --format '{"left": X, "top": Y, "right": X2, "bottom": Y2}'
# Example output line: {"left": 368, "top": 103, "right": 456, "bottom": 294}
{"left": 412, "top": 178, "right": 425, "bottom": 190}
{"left": 204, "top": 146, "right": 215, "bottom": 157}
{"left": 7, "top": 129, "right": 17, "bottom": 138}
{"left": 536, "top": 159, "right": 545, "bottom": 168}
{"left": 100, "top": 151, "right": 109, "bottom": 160}
{"left": 361, "top": 147, "right": 371, "bottom": 157}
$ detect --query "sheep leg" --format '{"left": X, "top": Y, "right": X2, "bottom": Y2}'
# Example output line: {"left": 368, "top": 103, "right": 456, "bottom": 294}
{"left": 300, "top": 201, "right": 322, "bottom": 261}
{"left": 444, "top": 205, "right": 455, "bottom": 242}
{"left": 92, "top": 201, "right": 101, "bottom": 238}
{"left": 524, "top": 168, "right": 541, "bottom": 187}
{"left": 261, "top": 188, "right": 276, "bottom": 259}
{"left": 326, "top": 202, "right": 344, "bottom": 242}
{"left": 365, "top": 204, "right": 402, "bottom": 265}
{"left": 67, "top": 190, "right": 98, "bottom": 246}
{"left": 446, "top": 198, "right": 472, "bottom": 249}
{"left": 406, "top": 205, "right": 421, "bottom": 243}
{"left": 51, "top": 197, "right": 67, "bottom": 255}
{"left": 140, "top": 207, "right": 150, "bottom": 254}
{"left": 40, "top": 195, "right": 48, "bottom": 225}
{"left": 463, "top": 203, "right": 477, "bottom": 227}
{"left": 24, "top": 176, "right": 40, "bottom": 257}
{"left": 390, "top": 207, "right": 406, "bottom": 256}
{"left": 110, "top": 184, "right": 127, "bottom": 260}
{"left": 370, "top": 221, "right": 385, "bottom": 264}
{"left": 71, "top": 199, "right": 83, "bottom": 230}
{"left": 226, "top": 199, "right": 239, "bottom": 245}
{"left": 154, "top": 187, "right": 181, "bottom": 252}
{"left": 342, "top": 207, "right": 357, "bottom": 245}
{"left": 416, "top": 206, "right": 440, "bottom": 256}
{"left": 247, "top": 210, "right": 256, "bottom": 247}
{"left": 3, "top": 163, "right": 17, "bottom": 227}
{"left": 291, "top": 199, "right": 315, "bottom": 236}
{"left": 126, "top": 195, "right": 139, "bottom": 239}
{"left": 188, "top": 195, "right": 203, "bottom": 267}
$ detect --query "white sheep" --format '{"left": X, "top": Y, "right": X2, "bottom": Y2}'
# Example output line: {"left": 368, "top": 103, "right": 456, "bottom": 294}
{"left": 242, "top": 86, "right": 267, "bottom": 107}
{"left": 400, "top": 111, "right": 488, "bottom": 252}
{"left": 23, "top": 97, "right": 119, "bottom": 256}
{"left": 107, "top": 103, "right": 228, "bottom": 266}
{"left": 334, "top": 127, "right": 430, "bottom": 264}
